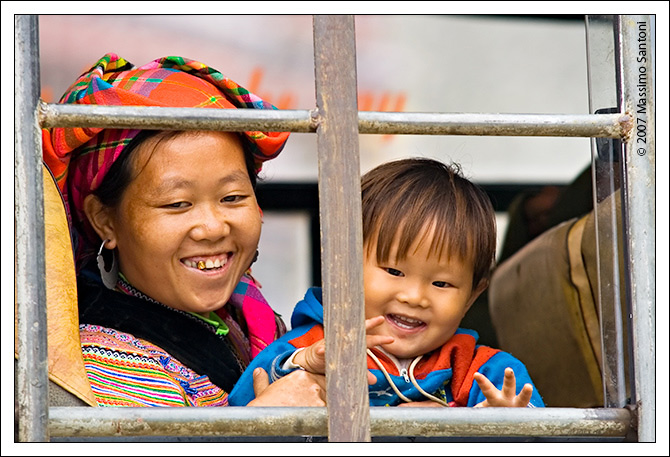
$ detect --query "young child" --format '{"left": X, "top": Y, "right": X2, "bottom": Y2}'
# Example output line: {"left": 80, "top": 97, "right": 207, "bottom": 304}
{"left": 230, "top": 158, "right": 544, "bottom": 408}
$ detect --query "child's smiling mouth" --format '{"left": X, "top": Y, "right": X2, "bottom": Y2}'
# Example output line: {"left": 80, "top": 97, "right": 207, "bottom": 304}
{"left": 386, "top": 313, "right": 426, "bottom": 332}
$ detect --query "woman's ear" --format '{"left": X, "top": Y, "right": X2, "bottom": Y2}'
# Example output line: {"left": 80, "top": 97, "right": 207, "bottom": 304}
{"left": 83, "top": 194, "right": 118, "bottom": 249}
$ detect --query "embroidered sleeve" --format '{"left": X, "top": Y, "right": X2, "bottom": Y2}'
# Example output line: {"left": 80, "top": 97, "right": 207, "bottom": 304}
{"left": 81, "top": 337, "right": 188, "bottom": 406}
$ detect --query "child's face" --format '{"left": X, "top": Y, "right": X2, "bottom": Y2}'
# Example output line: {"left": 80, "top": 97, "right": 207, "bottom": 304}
{"left": 363, "top": 229, "right": 485, "bottom": 359}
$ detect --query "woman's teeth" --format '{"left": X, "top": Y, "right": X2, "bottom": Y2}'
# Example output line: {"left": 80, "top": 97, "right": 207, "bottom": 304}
{"left": 184, "top": 257, "right": 227, "bottom": 270}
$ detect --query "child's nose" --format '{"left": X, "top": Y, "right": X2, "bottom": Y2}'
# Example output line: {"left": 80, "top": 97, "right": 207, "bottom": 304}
{"left": 395, "top": 282, "right": 430, "bottom": 308}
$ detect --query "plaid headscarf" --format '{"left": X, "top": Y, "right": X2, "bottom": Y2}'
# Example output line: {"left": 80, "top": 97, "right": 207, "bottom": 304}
{"left": 42, "top": 53, "right": 290, "bottom": 264}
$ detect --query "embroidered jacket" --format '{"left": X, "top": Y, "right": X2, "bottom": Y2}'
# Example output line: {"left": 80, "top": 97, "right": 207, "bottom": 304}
{"left": 81, "top": 324, "right": 234, "bottom": 406}
{"left": 79, "top": 272, "right": 283, "bottom": 407}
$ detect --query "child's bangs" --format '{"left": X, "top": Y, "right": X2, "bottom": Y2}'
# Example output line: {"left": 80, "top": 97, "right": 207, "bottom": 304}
{"left": 370, "top": 198, "right": 472, "bottom": 265}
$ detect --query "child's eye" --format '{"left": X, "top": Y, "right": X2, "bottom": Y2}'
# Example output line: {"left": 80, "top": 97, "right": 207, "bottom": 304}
{"left": 432, "top": 281, "right": 451, "bottom": 288}
{"left": 384, "top": 268, "right": 404, "bottom": 277}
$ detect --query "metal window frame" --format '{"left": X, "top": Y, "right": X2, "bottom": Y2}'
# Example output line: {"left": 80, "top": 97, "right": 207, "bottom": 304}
{"left": 15, "top": 14, "right": 654, "bottom": 443}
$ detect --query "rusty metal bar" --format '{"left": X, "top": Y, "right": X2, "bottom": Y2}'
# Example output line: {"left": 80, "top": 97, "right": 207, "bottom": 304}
{"left": 313, "top": 15, "right": 370, "bottom": 442}
{"left": 585, "top": 14, "right": 629, "bottom": 410}
{"left": 48, "top": 407, "right": 631, "bottom": 439}
{"left": 358, "top": 111, "right": 631, "bottom": 137}
{"left": 39, "top": 102, "right": 318, "bottom": 132}
{"left": 370, "top": 407, "right": 630, "bottom": 438}
{"left": 618, "top": 14, "right": 655, "bottom": 443}
{"left": 40, "top": 101, "right": 630, "bottom": 138}
{"left": 15, "top": 14, "right": 49, "bottom": 443}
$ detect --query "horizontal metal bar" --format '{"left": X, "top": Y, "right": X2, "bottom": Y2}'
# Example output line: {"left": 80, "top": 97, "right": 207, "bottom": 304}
{"left": 371, "top": 407, "right": 630, "bottom": 438}
{"left": 359, "top": 111, "right": 632, "bottom": 138}
{"left": 40, "top": 101, "right": 632, "bottom": 138}
{"left": 49, "top": 407, "right": 631, "bottom": 438}
{"left": 38, "top": 102, "right": 319, "bottom": 133}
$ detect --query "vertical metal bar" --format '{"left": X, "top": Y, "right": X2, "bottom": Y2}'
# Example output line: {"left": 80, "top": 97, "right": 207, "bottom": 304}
{"left": 312, "top": 15, "right": 370, "bottom": 442}
{"left": 618, "top": 14, "right": 655, "bottom": 443}
{"left": 584, "top": 14, "right": 629, "bottom": 409}
{"left": 15, "top": 14, "right": 49, "bottom": 442}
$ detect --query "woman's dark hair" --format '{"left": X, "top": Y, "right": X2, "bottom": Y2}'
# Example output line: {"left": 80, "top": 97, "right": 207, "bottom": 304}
{"left": 93, "top": 130, "right": 258, "bottom": 208}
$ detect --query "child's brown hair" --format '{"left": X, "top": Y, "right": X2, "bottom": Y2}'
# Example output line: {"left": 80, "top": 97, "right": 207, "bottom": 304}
{"left": 361, "top": 158, "right": 496, "bottom": 288}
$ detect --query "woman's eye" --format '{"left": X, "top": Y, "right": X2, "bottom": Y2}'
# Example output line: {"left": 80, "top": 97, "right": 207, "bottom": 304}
{"left": 385, "top": 268, "right": 403, "bottom": 277}
{"left": 222, "top": 194, "right": 247, "bottom": 203}
{"left": 164, "top": 201, "right": 190, "bottom": 209}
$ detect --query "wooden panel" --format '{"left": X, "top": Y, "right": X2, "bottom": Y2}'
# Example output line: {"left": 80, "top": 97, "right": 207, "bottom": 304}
{"left": 313, "top": 15, "right": 370, "bottom": 442}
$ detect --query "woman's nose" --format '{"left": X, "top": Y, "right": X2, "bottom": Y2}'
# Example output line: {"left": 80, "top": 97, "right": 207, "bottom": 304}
{"left": 189, "top": 204, "right": 230, "bottom": 241}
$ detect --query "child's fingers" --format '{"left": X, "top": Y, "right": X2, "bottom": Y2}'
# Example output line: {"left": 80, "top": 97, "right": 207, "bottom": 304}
{"left": 501, "top": 367, "right": 517, "bottom": 399}
{"left": 515, "top": 384, "right": 534, "bottom": 407}
{"left": 365, "top": 315, "right": 386, "bottom": 331}
{"left": 363, "top": 317, "right": 390, "bottom": 385}
{"left": 303, "top": 341, "right": 327, "bottom": 373}
{"left": 366, "top": 334, "right": 394, "bottom": 349}
{"left": 475, "top": 370, "right": 534, "bottom": 407}
{"left": 473, "top": 372, "right": 497, "bottom": 400}
{"left": 365, "top": 315, "right": 393, "bottom": 348}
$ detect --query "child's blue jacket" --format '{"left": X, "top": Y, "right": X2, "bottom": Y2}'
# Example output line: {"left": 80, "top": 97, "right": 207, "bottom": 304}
{"left": 229, "top": 287, "right": 544, "bottom": 407}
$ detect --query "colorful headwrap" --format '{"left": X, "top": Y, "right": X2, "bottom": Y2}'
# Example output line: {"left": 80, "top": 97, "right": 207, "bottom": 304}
{"left": 42, "top": 54, "right": 290, "bottom": 263}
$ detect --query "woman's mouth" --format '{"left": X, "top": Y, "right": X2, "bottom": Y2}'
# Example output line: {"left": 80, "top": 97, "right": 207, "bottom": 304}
{"left": 182, "top": 254, "right": 230, "bottom": 271}
{"left": 386, "top": 313, "right": 426, "bottom": 332}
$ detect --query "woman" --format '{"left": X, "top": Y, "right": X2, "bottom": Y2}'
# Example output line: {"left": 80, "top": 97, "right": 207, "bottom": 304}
{"left": 42, "top": 53, "right": 325, "bottom": 407}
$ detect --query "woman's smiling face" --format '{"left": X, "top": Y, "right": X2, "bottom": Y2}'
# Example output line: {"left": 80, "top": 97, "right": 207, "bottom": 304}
{"left": 99, "top": 131, "right": 261, "bottom": 315}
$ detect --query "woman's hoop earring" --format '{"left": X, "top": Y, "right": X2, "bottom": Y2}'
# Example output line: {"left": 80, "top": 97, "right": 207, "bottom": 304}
{"left": 97, "top": 239, "right": 119, "bottom": 289}
{"left": 245, "top": 249, "right": 259, "bottom": 276}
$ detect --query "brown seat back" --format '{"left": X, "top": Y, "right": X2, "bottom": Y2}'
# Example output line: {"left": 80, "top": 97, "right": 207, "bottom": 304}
{"left": 15, "top": 164, "right": 97, "bottom": 406}
{"left": 489, "top": 190, "right": 627, "bottom": 407}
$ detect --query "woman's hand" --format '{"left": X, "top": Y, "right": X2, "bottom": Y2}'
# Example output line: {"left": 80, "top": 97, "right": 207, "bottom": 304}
{"left": 293, "top": 316, "right": 394, "bottom": 385}
{"left": 473, "top": 367, "right": 534, "bottom": 408}
{"left": 247, "top": 367, "right": 327, "bottom": 406}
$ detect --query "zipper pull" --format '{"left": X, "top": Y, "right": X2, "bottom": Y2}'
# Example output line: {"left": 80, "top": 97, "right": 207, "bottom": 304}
{"left": 400, "top": 368, "right": 410, "bottom": 383}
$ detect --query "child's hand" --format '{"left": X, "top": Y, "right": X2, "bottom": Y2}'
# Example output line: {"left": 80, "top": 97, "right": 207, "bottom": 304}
{"left": 363, "top": 315, "right": 394, "bottom": 384}
{"left": 473, "top": 367, "right": 534, "bottom": 408}
{"left": 294, "top": 339, "right": 327, "bottom": 376}
{"left": 364, "top": 315, "right": 395, "bottom": 349}
{"left": 293, "top": 316, "right": 393, "bottom": 385}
